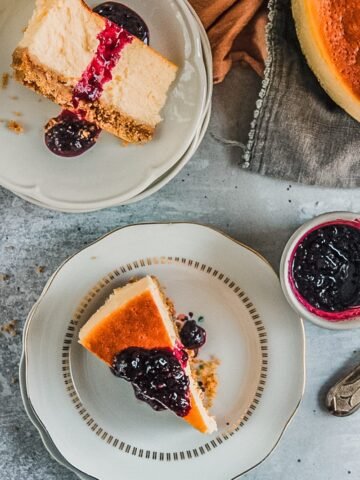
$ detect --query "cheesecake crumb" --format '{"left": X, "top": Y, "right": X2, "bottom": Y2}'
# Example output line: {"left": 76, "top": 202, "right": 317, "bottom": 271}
{"left": 7, "top": 120, "right": 24, "bottom": 134}
{"left": 35, "top": 265, "right": 45, "bottom": 274}
{"left": 81, "top": 128, "right": 90, "bottom": 139}
{"left": 191, "top": 356, "right": 220, "bottom": 408}
{"left": 1, "top": 73, "right": 9, "bottom": 89}
{"left": 0, "top": 320, "right": 17, "bottom": 337}
{"left": 128, "top": 276, "right": 140, "bottom": 284}
{"left": 10, "top": 95, "right": 19, "bottom": 100}
{"left": 12, "top": 111, "right": 23, "bottom": 117}
{"left": 0, "top": 273, "right": 10, "bottom": 281}
{"left": 45, "top": 117, "right": 56, "bottom": 131}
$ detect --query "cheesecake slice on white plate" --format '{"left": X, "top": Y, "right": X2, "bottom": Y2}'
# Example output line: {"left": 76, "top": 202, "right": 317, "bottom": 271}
{"left": 12, "top": 0, "right": 178, "bottom": 143}
{"left": 79, "top": 276, "right": 217, "bottom": 434}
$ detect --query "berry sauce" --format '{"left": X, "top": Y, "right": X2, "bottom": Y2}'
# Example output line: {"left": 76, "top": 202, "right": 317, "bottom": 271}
{"left": 112, "top": 347, "right": 191, "bottom": 417}
{"left": 290, "top": 220, "right": 360, "bottom": 321}
{"left": 45, "top": 8, "right": 138, "bottom": 157}
{"left": 45, "top": 110, "right": 101, "bottom": 157}
{"left": 93, "top": 2, "right": 149, "bottom": 44}
{"left": 72, "top": 21, "right": 133, "bottom": 107}
{"left": 179, "top": 320, "right": 206, "bottom": 350}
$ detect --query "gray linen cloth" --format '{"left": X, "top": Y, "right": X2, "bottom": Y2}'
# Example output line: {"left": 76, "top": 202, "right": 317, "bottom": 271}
{"left": 242, "top": 0, "right": 360, "bottom": 188}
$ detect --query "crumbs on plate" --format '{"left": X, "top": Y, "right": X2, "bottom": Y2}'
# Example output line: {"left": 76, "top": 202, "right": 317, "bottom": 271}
{"left": 7, "top": 120, "right": 24, "bottom": 134}
{"left": 191, "top": 356, "right": 220, "bottom": 409}
{"left": 0, "top": 320, "right": 17, "bottom": 337}
{"left": 1, "top": 73, "right": 10, "bottom": 89}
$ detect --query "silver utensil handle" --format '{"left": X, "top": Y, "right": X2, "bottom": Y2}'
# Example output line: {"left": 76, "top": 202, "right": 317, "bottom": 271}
{"left": 326, "top": 364, "right": 360, "bottom": 416}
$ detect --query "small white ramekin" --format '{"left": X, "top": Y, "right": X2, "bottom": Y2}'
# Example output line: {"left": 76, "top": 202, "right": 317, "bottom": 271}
{"left": 280, "top": 211, "right": 360, "bottom": 330}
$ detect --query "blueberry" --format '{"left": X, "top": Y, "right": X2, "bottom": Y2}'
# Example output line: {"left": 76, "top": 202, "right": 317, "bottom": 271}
{"left": 94, "top": 2, "right": 150, "bottom": 45}
{"left": 112, "top": 347, "right": 190, "bottom": 417}
{"left": 44, "top": 110, "right": 100, "bottom": 157}
{"left": 180, "top": 320, "right": 206, "bottom": 350}
{"left": 132, "top": 385, "right": 165, "bottom": 411}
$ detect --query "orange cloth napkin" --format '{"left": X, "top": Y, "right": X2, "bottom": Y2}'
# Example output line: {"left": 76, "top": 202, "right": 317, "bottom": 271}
{"left": 190, "top": 0, "right": 268, "bottom": 83}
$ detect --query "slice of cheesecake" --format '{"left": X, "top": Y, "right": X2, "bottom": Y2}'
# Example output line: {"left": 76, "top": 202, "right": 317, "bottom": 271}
{"left": 79, "top": 276, "right": 217, "bottom": 434}
{"left": 12, "top": 0, "right": 178, "bottom": 143}
{"left": 292, "top": 0, "right": 360, "bottom": 122}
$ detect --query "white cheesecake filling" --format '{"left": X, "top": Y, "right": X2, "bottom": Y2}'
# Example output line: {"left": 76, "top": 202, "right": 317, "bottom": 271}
{"left": 18, "top": 0, "right": 178, "bottom": 126}
{"left": 20, "top": 0, "right": 103, "bottom": 85}
{"left": 101, "top": 42, "right": 178, "bottom": 127}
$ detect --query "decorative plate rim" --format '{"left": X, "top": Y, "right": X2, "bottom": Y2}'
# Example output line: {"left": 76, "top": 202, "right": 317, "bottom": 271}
{"left": 19, "top": 352, "right": 97, "bottom": 480}
{"left": 21, "top": 221, "right": 306, "bottom": 480}
{"left": 62, "top": 255, "right": 268, "bottom": 461}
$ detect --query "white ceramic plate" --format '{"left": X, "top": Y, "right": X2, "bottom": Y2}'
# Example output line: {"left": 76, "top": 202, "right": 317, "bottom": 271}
{"left": 20, "top": 352, "right": 94, "bottom": 480}
{"left": 13, "top": 104, "right": 211, "bottom": 211}
{"left": 9, "top": 0, "right": 213, "bottom": 212}
{"left": 23, "top": 223, "right": 305, "bottom": 479}
{"left": 0, "top": 0, "right": 207, "bottom": 209}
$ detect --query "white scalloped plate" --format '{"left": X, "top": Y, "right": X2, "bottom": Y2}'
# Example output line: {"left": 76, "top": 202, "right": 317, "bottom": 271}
{"left": 14, "top": 104, "right": 211, "bottom": 211}
{"left": 20, "top": 351, "right": 94, "bottom": 480}
{"left": 8, "top": 0, "right": 213, "bottom": 212}
{"left": 23, "top": 223, "right": 305, "bottom": 480}
{"left": 0, "top": 0, "right": 207, "bottom": 209}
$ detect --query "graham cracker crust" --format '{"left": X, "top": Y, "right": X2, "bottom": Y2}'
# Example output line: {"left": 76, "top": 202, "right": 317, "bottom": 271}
{"left": 12, "top": 47, "right": 154, "bottom": 143}
{"left": 190, "top": 357, "right": 220, "bottom": 409}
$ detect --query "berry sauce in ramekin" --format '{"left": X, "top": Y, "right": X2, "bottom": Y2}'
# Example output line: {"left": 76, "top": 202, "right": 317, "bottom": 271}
{"left": 288, "top": 219, "right": 360, "bottom": 322}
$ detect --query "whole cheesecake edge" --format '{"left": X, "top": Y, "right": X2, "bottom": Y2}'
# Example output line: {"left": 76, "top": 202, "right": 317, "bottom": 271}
{"left": 292, "top": 0, "right": 360, "bottom": 123}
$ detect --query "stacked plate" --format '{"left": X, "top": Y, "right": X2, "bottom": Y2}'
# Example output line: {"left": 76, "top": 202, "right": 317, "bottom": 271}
{"left": 0, "top": 0, "right": 212, "bottom": 212}
{"left": 20, "top": 223, "right": 305, "bottom": 479}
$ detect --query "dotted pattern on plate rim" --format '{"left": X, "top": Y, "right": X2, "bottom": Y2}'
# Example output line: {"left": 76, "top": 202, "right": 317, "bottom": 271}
{"left": 62, "top": 256, "right": 268, "bottom": 461}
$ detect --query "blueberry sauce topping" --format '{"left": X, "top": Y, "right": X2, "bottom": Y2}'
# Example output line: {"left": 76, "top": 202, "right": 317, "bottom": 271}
{"left": 132, "top": 385, "right": 165, "bottom": 411}
{"left": 45, "top": 110, "right": 100, "bottom": 157}
{"left": 112, "top": 347, "right": 191, "bottom": 417}
{"left": 179, "top": 320, "right": 207, "bottom": 350}
{"left": 73, "top": 20, "right": 133, "bottom": 107}
{"left": 93, "top": 2, "right": 149, "bottom": 44}
{"left": 45, "top": 17, "right": 133, "bottom": 157}
{"left": 291, "top": 222, "right": 360, "bottom": 316}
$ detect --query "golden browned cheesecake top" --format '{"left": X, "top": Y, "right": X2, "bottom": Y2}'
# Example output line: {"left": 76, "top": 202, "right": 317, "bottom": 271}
{"left": 308, "top": 0, "right": 360, "bottom": 99}
{"left": 80, "top": 290, "right": 173, "bottom": 365}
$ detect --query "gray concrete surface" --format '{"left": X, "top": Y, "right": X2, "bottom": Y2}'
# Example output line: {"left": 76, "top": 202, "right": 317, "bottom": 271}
{"left": 1, "top": 66, "right": 360, "bottom": 479}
